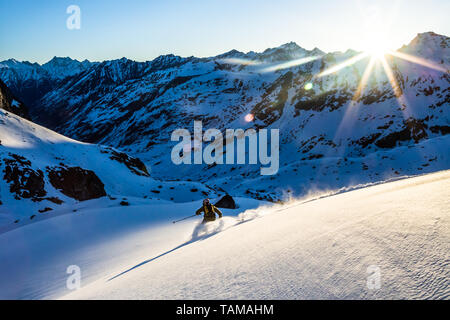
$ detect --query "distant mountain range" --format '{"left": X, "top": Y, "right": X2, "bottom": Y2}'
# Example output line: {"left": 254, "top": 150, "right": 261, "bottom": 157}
{"left": 1, "top": 31, "right": 449, "bottom": 204}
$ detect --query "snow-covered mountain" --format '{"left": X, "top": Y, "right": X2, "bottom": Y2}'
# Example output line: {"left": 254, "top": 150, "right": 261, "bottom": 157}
{"left": 217, "top": 41, "right": 324, "bottom": 62}
{"left": 1, "top": 32, "right": 449, "bottom": 204}
{"left": 0, "top": 84, "right": 221, "bottom": 229}
{"left": 0, "top": 32, "right": 449, "bottom": 301}
{"left": 42, "top": 57, "right": 94, "bottom": 79}
{"left": 0, "top": 57, "right": 95, "bottom": 106}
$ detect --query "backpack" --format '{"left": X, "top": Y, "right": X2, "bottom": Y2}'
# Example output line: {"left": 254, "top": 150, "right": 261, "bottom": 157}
{"left": 204, "top": 203, "right": 214, "bottom": 216}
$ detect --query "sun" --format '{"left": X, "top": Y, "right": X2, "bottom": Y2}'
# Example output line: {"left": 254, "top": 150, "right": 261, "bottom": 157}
{"left": 361, "top": 32, "right": 392, "bottom": 60}
{"left": 366, "top": 46, "right": 389, "bottom": 59}
{"left": 363, "top": 37, "right": 392, "bottom": 59}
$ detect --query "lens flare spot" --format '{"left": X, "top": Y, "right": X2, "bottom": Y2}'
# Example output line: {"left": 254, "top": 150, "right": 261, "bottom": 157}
{"left": 245, "top": 113, "right": 254, "bottom": 122}
{"left": 304, "top": 82, "right": 313, "bottom": 90}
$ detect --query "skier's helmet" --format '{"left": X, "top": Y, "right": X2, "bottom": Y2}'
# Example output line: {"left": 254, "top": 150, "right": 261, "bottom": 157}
{"left": 203, "top": 198, "right": 210, "bottom": 205}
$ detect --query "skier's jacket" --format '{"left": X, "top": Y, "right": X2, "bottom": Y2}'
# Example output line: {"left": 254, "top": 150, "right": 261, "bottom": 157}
{"left": 196, "top": 203, "right": 223, "bottom": 222}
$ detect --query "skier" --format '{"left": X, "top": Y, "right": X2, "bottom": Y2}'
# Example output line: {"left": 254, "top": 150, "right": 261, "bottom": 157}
{"left": 196, "top": 198, "right": 223, "bottom": 223}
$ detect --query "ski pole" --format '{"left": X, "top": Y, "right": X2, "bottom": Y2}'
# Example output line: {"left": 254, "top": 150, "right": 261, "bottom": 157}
{"left": 172, "top": 214, "right": 197, "bottom": 224}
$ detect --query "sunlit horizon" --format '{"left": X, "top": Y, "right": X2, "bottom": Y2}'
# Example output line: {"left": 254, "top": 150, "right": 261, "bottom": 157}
{"left": 0, "top": 0, "right": 449, "bottom": 64}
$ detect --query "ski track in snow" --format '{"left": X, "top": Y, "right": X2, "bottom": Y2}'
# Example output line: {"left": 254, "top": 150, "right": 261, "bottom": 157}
{"left": 108, "top": 209, "right": 275, "bottom": 282}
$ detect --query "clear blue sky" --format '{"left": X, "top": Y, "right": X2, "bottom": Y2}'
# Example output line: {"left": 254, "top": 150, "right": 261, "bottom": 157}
{"left": 1, "top": 0, "right": 449, "bottom": 63}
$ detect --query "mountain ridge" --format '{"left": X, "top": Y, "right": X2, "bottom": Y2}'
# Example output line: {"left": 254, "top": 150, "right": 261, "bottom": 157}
{"left": 0, "top": 31, "right": 449, "bottom": 203}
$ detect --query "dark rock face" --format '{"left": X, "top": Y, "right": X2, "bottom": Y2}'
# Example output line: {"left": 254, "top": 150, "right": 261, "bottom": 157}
{"left": 0, "top": 79, "right": 30, "bottom": 119}
{"left": 294, "top": 88, "right": 352, "bottom": 113}
{"left": 47, "top": 166, "right": 106, "bottom": 201}
{"left": 2, "top": 154, "right": 46, "bottom": 200}
{"left": 215, "top": 195, "right": 236, "bottom": 209}
{"left": 430, "top": 125, "right": 450, "bottom": 135}
{"left": 375, "top": 118, "right": 428, "bottom": 148}
{"left": 104, "top": 148, "right": 150, "bottom": 177}
{"left": 353, "top": 133, "right": 382, "bottom": 148}
{"left": 253, "top": 71, "right": 293, "bottom": 125}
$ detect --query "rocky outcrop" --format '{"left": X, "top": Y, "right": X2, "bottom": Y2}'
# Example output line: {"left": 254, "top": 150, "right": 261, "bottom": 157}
{"left": 102, "top": 147, "right": 150, "bottom": 177}
{"left": 375, "top": 118, "right": 428, "bottom": 148}
{"left": 47, "top": 166, "right": 106, "bottom": 201}
{"left": 0, "top": 79, "right": 30, "bottom": 119}
{"left": 252, "top": 71, "right": 294, "bottom": 125}
{"left": 2, "top": 154, "right": 46, "bottom": 200}
{"left": 215, "top": 195, "right": 236, "bottom": 209}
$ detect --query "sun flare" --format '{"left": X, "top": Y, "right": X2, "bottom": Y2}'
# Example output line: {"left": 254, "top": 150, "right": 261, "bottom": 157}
{"left": 363, "top": 37, "right": 392, "bottom": 60}
{"left": 365, "top": 46, "right": 389, "bottom": 59}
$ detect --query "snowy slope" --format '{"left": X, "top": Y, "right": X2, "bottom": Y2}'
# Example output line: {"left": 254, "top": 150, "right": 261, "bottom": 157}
{"left": 0, "top": 108, "right": 219, "bottom": 229}
{"left": 61, "top": 170, "right": 450, "bottom": 300}
{"left": 0, "top": 197, "right": 263, "bottom": 299}
{"left": 0, "top": 170, "right": 447, "bottom": 299}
